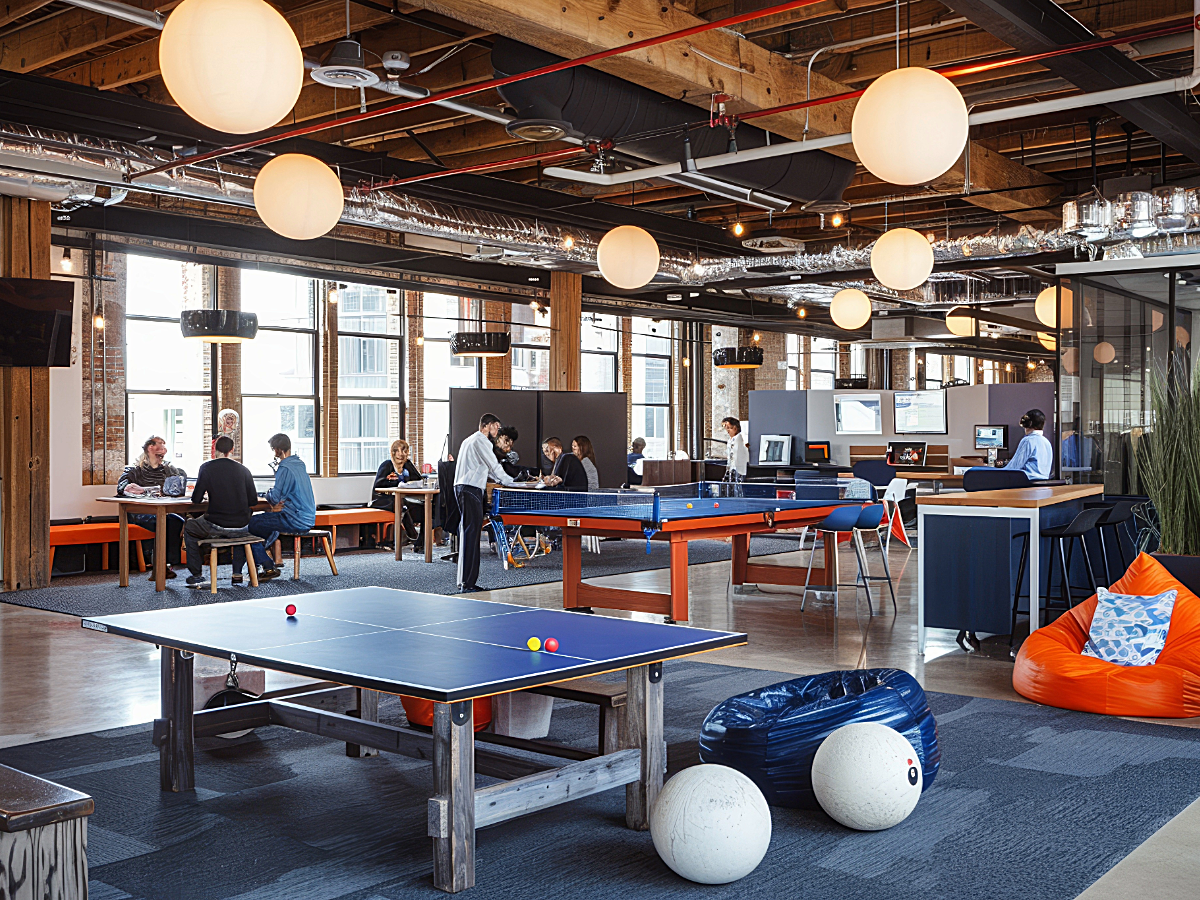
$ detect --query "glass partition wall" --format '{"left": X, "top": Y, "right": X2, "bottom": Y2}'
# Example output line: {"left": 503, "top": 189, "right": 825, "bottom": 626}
{"left": 1059, "top": 270, "right": 1192, "bottom": 494}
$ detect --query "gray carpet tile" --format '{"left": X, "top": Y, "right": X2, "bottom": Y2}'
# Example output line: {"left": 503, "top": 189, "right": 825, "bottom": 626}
{"left": 3, "top": 535, "right": 804, "bottom": 617}
{"left": 2, "top": 662, "right": 1200, "bottom": 899}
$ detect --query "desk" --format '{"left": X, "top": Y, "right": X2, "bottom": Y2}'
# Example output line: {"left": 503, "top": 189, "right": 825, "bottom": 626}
{"left": 492, "top": 483, "right": 861, "bottom": 622}
{"left": 96, "top": 496, "right": 269, "bottom": 591}
{"left": 377, "top": 484, "right": 440, "bottom": 562}
{"left": 80, "top": 588, "right": 745, "bottom": 893}
{"left": 916, "top": 484, "right": 1105, "bottom": 651}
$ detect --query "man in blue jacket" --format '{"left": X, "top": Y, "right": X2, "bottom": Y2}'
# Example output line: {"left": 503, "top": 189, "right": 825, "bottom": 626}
{"left": 237, "top": 432, "right": 316, "bottom": 580}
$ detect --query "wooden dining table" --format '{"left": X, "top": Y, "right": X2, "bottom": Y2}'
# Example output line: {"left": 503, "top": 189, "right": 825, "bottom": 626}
{"left": 96, "top": 495, "right": 270, "bottom": 591}
{"left": 376, "top": 483, "right": 440, "bottom": 563}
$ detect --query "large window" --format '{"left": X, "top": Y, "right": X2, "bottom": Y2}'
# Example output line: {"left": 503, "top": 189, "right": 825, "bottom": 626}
{"left": 423, "top": 293, "right": 480, "bottom": 464}
{"left": 510, "top": 303, "right": 550, "bottom": 390}
{"left": 338, "top": 283, "right": 403, "bottom": 473}
{"left": 632, "top": 317, "right": 671, "bottom": 458}
{"left": 785, "top": 334, "right": 804, "bottom": 389}
{"left": 124, "top": 254, "right": 212, "bottom": 477}
{"left": 240, "top": 269, "right": 319, "bottom": 476}
{"left": 810, "top": 338, "right": 838, "bottom": 389}
{"left": 924, "top": 354, "right": 943, "bottom": 389}
{"left": 582, "top": 313, "right": 619, "bottom": 392}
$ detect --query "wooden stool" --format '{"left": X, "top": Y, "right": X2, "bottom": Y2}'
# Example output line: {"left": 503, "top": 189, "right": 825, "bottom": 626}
{"left": 199, "top": 535, "right": 264, "bottom": 594}
{"left": 277, "top": 530, "right": 338, "bottom": 580}
{"left": 1, "top": 764, "right": 93, "bottom": 899}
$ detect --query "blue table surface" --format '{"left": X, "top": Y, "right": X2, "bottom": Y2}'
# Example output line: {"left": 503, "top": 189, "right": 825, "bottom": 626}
{"left": 82, "top": 588, "right": 746, "bottom": 701}
{"left": 495, "top": 496, "right": 856, "bottom": 522}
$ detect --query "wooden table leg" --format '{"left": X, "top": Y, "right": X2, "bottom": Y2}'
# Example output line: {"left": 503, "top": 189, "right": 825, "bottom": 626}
{"left": 118, "top": 505, "right": 130, "bottom": 587}
{"left": 431, "top": 700, "right": 475, "bottom": 893}
{"left": 668, "top": 537, "right": 689, "bottom": 622}
{"left": 395, "top": 500, "right": 403, "bottom": 561}
{"left": 157, "top": 648, "right": 194, "bottom": 792}
{"left": 346, "top": 688, "right": 380, "bottom": 758}
{"left": 624, "top": 663, "right": 664, "bottom": 830}
{"left": 562, "top": 532, "right": 582, "bottom": 609}
{"left": 154, "top": 506, "right": 167, "bottom": 592}
{"left": 731, "top": 532, "right": 749, "bottom": 586}
{"left": 425, "top": 496, "right": 434, "bottom": 563}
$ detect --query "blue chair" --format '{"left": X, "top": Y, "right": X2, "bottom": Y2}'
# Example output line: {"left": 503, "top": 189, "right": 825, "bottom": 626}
{"left": 853, "top": 504, "right": 897, "bottom": 613}
{"left": 698, "top": 669, "right": 940, "bottom": 809}
{"left": 852, "top": 459, "right": 896, "bottom": 489}
{"left": 963, "top": 468, "right": 1031, "bottom": 492}
{"left": 801, "top": 505, "right": 872, "bottom": 615}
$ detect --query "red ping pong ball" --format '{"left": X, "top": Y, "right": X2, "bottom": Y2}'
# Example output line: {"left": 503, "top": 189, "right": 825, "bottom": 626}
{"left": 545, "top": 637, "right": 559, "bottom": 653}
{"left": 285, "top": 604, "right": 297, "bottom": 617}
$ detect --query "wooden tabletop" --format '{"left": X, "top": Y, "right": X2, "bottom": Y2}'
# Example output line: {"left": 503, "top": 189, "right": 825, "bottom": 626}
{"left": 917, "top": 483, "right": 1105, "bottom": 509}
{"left": 96, "top": 496, "right": 272, "bottom": 511}
{"left": 377, "top": 485, "right": 440, "bottom": 496}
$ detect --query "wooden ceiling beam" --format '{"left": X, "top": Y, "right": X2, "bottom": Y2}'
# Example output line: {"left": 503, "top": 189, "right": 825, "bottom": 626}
{"left": 0, "top": 0, "right": 55, "bottom": 31}
{"left": 0, "top": 0, "right": 168, "bottom": 73}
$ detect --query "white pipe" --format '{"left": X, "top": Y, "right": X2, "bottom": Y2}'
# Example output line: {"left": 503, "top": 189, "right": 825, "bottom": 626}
{"left": 61, "top": 0, "right": 163, "bottom": 29}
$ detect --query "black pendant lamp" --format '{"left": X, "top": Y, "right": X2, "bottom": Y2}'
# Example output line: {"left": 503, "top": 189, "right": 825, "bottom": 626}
{"left": 180, "top": 309, "right": 259, "bottom": 343}
{"left": 450, "top": 331, "right": 512, "bottom": 358}
{"left": 713, "top": 345, "right": 764, "bottom": 369}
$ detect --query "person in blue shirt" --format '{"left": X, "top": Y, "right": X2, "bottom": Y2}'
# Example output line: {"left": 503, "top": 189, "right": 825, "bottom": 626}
{"left": 237, "top": 432, "right": 316, "bottom": 580}
{"left": 1004, "top": 409, "right": 1054, "bottom": 480}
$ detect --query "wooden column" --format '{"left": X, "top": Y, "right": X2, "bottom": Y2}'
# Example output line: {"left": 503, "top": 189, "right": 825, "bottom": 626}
{"left": 216, "top": 267, "right": 243, "bottom": 459}
{"left": 406, "top": 292, "right": 424, "bottom": 459}
{"left": 321, "top": 284, "right": 339, "bottom": 476}
{"left": 549, "top": 271, "right": 581, "bottom": 391}
{"left": 620, "top": 316, "right": 633, "bottom": 444}
{"left": 483, "top": 300, "right": 512, "bottom": 390}
{"left": 0, "top": 196, "right": 51, "bottom": 590}
{"left": 623, "top": 663, "right": 664, "bottom": 830}
{"left": 432, "top": 700, "right": 475, "bottom": 892}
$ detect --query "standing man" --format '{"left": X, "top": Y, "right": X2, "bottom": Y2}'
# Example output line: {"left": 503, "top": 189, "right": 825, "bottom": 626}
{"left": 454, "top": 414, "right": 515, "bottom": 593}
{"left": 540, "top": 437, "right": 589, "bottom": 491}
{"left": 721, "top": 417, "right": 749, "bottom": 482}
{"left": 183, "top": 435, "right": 257, "bottom": 589}
{"left": 240, "top": 433, "right": 316, "bottom": 581}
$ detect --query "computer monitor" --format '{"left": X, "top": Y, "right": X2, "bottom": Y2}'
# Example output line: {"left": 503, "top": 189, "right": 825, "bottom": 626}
{"left": 834, "top": 393, "right": 882, "bottom": 434}
{"left": 887, "top": 440, "right": 927, "bottom": 467}
{"left": 804, "top": 441, "right": 831, "bottom": 463}
{"left": 975, "top": 425, "right": 1009, "bottom": 451}
{"left": 893, "top": 390, "right": 947, "bottom": 434}
{"left": 757, "top": 434, "right": 792, "bottom": 465}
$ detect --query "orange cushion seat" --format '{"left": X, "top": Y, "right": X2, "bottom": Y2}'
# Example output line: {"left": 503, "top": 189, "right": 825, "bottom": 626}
{"left": 50, "top": 522, "right": 155, "bottom": 544}
{"left": 314, "top": 508, "right": 395, "bottom": 527}
{"left": 1013, "top": 553, "right": 1200, "bottom": 718}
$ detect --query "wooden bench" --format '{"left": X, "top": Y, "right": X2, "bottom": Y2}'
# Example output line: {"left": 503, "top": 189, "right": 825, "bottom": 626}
{"left": 275, "top": 529, "right": 338, "bottom": 580}
{"left": 198, "top": 535, "right": 264, "bottom": 594}
{"left": 527, "top": 677, "right": 627, "bottom": 755}
{"left": 50, "top": 521, "right": 153, "bottom": 575}
{"left": 314, "top": 507, "right": 395, "bottom": 552}
{"left": 1, "top": 764, "right": 93, "bottom": 899}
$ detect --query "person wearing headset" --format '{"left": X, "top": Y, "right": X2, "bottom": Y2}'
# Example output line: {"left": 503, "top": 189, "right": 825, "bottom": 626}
{"left": 1002, "top": 408, "right": 1053, "bottom": 480}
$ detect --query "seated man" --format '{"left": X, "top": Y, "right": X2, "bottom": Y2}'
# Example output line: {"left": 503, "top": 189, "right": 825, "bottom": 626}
{"left": 117, "top": 435, "right": 187, "bottom": 581}
{"left": 238, "top": 432, "right": 316, "bottom": 580}
{"left": 541, "top": 436, "right": 589, "bottom": 492}
{"left": 494, "top": 425, "right": 532, "bottom": 480}
{"left": 183, "top": 435, "right": 258, "bottom": 589}
{"left": 1003, "top": 408, "right": 1053, "bottom": 480}
{"left": 627, "top": 437, "right": 646, "bottom": 486}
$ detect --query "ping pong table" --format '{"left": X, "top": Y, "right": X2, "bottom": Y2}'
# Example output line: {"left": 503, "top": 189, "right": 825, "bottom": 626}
{"left": 80, "top": 587, "right": 745, "bottom": 893}
{"left": 491, "top": 480, "right": 868, "bottom": 622}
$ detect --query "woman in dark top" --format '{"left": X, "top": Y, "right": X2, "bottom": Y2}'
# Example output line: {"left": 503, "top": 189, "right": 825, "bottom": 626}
{"left": 371, "top": 439, "right": 422, "bottom": 544}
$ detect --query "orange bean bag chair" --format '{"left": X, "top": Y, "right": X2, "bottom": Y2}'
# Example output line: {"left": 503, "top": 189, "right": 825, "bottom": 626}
{"left": 1013, "top": 552, "right": 1200, "bottom": 717}
{"left": 400, "top": 695, "right": 493, "bottom": 731}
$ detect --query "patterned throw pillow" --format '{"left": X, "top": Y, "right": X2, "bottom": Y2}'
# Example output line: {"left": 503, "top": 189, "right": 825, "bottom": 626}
{"left": 1081, "top": 587, "right": 1178, "bottom": 666}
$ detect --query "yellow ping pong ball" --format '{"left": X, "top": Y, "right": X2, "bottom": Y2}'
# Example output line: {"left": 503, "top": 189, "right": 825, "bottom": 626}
{"left": 527, "top": 636, "right": 542, "bottom": 651}
{"left": 686, "top": 503, "right": 693, "bottom": 508}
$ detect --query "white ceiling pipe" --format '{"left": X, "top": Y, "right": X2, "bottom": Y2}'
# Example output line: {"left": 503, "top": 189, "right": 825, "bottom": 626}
{"left": 61, "top": 0, "right": 163, "bottom": 29}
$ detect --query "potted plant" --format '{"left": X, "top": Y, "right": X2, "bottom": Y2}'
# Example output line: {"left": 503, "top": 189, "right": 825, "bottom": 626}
{"left": 1140, "top": 359, "right": 1200, "bottom": 591}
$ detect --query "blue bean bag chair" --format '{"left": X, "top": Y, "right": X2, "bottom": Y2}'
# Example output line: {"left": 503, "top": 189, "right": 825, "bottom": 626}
{"left": 698, "top": 668, "right": 940, "bottom": 808}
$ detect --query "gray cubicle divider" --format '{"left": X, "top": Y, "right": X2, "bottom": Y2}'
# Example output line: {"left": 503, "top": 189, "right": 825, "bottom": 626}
{"left": 449, "top": 389, "right": 628, "bottom": 486}
{"left": 748, "top": 390, "right": 808, "bottom": 465}
{"left": 449, "top": 389, "right": 539, "bottom": 468}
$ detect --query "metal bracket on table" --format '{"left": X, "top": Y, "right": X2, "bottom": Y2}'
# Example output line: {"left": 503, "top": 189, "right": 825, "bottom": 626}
{"left": 450, "top": 700, "right": 471, "bottom": 726}
{"left": 649, "top": 662, "right": 662, "bottom": 684}
{"left": 151, "top": 718, "right": 170, "bottom": 748}
{"left": 427, "top": 797, "right": 449, "bottom": 838}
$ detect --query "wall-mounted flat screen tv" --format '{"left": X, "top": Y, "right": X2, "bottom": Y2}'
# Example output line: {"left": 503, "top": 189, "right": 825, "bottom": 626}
{"left": 893, "top": 390, "right": 947, "bottom": 434}
{"left": 834, "top": 393, "right": 882, "bottom": 434}
{"left": 0, "top": 278, "right": 73, "bottom": 367}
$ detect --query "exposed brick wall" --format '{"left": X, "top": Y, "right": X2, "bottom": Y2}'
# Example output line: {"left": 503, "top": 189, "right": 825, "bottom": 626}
{"left": 838, "top": 343, "right": 852, "bottom": 379}
{"left": 81, "top": 250, "right": 127, "bottom": 484}
{"left": 405, "top": 291, "right": 424, "bottom": 460}
{"left": 484, "top": 301, "right": 512, "bottom": 389}
{"left": 711, "top": 325, "right": 740, "bottom": 435}
{"left": 891, "top": 349, "right": 913, "bottom": 390}
{"left": 620, "top": 317, "right": 633, "bottom": 446}
{"left": 321, "top": 285, "right": 339, "bottom": 477}
{"left": 701, "top": 325, "right": 713, "bottom": 451}
{"left": 752, "top": 331, "right": 787, "bottom": 391}
{"left": 216, "top": 267, "right": 243, "bottom": 461}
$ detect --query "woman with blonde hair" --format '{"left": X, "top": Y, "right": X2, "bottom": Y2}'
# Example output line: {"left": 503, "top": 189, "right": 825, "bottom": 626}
{"left": 572, "top": 435, "right": 599, "bottom": 491}
{"left": 371, "top": 439, "right": 422, "bottom": 546}
{"left": 117, "top": 435, "right": 187, "bottom": 580}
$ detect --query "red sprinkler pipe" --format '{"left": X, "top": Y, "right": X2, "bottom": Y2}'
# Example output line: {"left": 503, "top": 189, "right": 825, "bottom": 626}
{"left": 133, "top": 0, "right": 830, "bottom": 180}
{"left": 364, "top": 146, "right": 585, "bottom": 190}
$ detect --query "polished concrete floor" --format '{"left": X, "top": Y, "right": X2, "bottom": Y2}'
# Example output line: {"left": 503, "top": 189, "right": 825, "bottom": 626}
{"left": 1, "top": 536, "right": 1197, "bottom": 898}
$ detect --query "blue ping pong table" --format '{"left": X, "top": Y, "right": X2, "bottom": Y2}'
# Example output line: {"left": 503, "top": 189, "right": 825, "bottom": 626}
{"left": 492, "top": 481, "right": 866, "bottom": 622}
{"left": 81, "top": 587, "right": 745, "bottom": 893}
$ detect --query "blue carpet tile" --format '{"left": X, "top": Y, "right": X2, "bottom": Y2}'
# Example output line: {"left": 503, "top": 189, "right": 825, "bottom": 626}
{"left": 2, "top": 661, "right": 1199, "bottom": 899}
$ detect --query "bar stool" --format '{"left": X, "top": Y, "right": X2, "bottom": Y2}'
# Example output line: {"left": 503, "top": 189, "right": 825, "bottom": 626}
{"left": 1010, "top": 506, "right": 1106, "bottom": 642}
{"left": 1085, "top": 499, "right": 1140, "bottom": 585}
{"left": 853, "top": 503, "right": 897, "bottom": 613}
{"left": 801, "top": 505, "right": 873, "bottom": 616}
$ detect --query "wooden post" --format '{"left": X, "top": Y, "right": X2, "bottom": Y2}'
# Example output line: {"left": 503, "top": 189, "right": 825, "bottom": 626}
{"left": 158, "top": 648, "right": 195, "bottom": 793}
{"left": 0, "top": 196, "right": 51, "bottom": 591}
{"left": 549, "top": 271, "right": 581, "bottom": 391}
{"left": 322, "top": 283, "right": 339, "bottom": 476}
{"left": 216, "top": 267, "right": 243, "bottom": 460}
{"left": 346, "top": 687, "right": 380, "bottom": 758}
{"left": 483, "top": 300, "right": 512, "bottom": 389}
{"left": 623, "top": 663, "right": 664, "bottom": 830}
{"left": 668, "top": 537, "right": 689, "bottom": 622}
{"left": 431, "top": 700, "right": 475, "bottom": 893}
{"left": 561, "top": 532, "right": 582, "bottom": 608}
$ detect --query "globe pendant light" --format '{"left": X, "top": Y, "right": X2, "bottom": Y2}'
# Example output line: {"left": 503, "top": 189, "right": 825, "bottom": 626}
{"left": 851, "top": 67, "right": 969, "bottom": 186}
{"left": 1034, "top": 286, "right": 1058, "bottom": 327}
{"left": 713, "top": 346, "right": 764, "bottom": 369}
{"left": 253, "top": 154, "right": 345, "bottom": 240}
{"left": 160, "top": 0, "right": 304, "bottom": 135}
{"left": 870, "top": 228, "right": 933, "bottom": 291}
{"left": 945, "top": 307, "right": 976, "bottom": 337}
{"left": 829, "top": 288, "right": 872, "bottom": 330}
{"left": 1093, "top": 341, "right": 1116, "bottom": 364}
{"left": 450, "top": 331, "right": 512, "bottom": 357}
{"left": 1037, "top": 332, "right": 1056, "bottom": 350}
{"left": 596, "top": 225, "right": 660, "bottom": 290}
{"left": 180, "top": 309, "right": 258, "bottom": 342}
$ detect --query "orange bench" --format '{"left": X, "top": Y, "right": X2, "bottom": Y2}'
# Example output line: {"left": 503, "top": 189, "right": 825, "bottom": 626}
{"left": 313, "top": 508, "right": 396, "bottom": 553}
{"left": 49, "top": 522, "right": 154, "bottom": 575}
